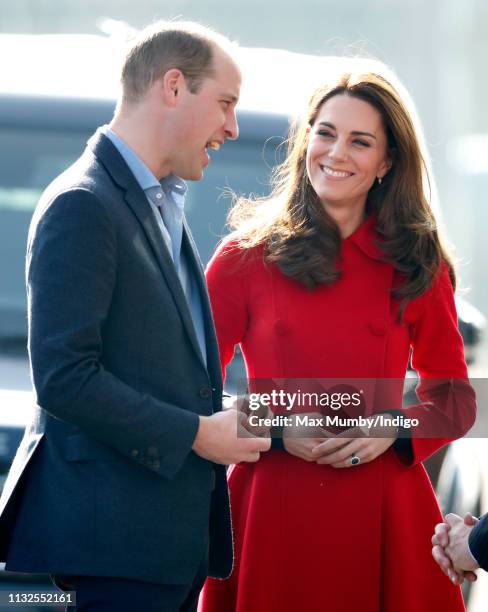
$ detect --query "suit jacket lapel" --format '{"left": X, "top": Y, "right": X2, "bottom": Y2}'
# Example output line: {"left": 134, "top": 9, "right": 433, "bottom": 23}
{"left": 182, "top": 218, "right": 223, "bottom": 390}
{"left": 88, "top": 131, "right": 210, "bottom": 370}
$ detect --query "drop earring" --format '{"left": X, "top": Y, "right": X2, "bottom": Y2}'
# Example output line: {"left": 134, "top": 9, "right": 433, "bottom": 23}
{"left": 377, "top": 176, "right": 383, "bottom": 185}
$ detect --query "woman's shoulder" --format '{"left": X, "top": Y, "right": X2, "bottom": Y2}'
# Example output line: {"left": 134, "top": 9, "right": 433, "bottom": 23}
{"left": 206, "top": 234, "right": 267, "bottom": 278}
{"left": 419, "top": 260, "right": 454, "bottom": 302}
{"left": 402, "top": 260, "right": 455, "bottom": 322}
{"left": 213, "top": 233, "right": 266, "bottom": 256}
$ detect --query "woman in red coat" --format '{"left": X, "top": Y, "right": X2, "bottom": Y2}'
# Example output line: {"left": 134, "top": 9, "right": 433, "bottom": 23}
{"left": 199, "top": 70, "right": 476, "bottom": 612}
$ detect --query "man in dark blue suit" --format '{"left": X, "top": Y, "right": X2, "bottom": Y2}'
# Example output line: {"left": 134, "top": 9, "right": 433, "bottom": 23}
{"left": 0, "top": 21, "right": 270, "bottom": 611}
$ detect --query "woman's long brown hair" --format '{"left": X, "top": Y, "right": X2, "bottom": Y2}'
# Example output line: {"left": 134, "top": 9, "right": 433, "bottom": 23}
{"left": 226, "top": 70, "right": 454, "bottom": 314}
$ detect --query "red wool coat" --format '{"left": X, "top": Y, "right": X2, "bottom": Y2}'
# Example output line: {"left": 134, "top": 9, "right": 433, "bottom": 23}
{"left": 199, "top": 215, "right": 476, "bottom": 612}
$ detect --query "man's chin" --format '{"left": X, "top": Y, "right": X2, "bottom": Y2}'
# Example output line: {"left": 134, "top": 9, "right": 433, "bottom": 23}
{"left": 183, "top": 169, "right": 205, "bottom": 181}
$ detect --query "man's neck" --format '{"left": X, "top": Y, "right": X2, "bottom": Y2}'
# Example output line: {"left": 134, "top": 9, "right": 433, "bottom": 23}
{"left": 109, "top": 113, "right": 172, "bottom": 180}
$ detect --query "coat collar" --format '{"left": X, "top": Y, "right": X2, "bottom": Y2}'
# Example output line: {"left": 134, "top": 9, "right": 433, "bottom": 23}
{"left": 87, "top": 129, "right": 136, "bottom": 191}
{"left": 345, "top": 213, "right": 385, "bottom": 261}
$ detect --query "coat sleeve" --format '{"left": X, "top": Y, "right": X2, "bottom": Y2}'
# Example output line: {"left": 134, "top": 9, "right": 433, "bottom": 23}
{"left": 205, "top": 239, "right": 250, "bottom": 380}
{"left": 27, "top": 188, "right": 200, "bottom": 480}
{"left": 392, "top": 263, "right": 476, "bottom": 466}
{"left": 469, "top": 514, "right": 488, "bottom": 570}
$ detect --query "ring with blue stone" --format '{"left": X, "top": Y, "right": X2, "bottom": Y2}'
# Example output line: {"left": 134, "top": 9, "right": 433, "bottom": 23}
{"left": 350, "top": 454, "right": 361, "bottom": 466}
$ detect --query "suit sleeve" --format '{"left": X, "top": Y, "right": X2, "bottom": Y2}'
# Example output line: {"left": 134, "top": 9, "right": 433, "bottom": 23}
{"left": 205, "top": 239, "right": 249, "bottom": 380}
{"left": 392, "top": 263, "right": 476, "bottom": 466}
{"left": 27, "top": 188, "right": 199, "bottom": 480}
{"left": 469, "top": 514, "right": 488, "bottom": 570}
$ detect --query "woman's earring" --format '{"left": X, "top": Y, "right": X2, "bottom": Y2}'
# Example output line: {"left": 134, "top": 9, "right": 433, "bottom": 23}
{"left": 377, "top": 176, "right": 383, "bottom": 185}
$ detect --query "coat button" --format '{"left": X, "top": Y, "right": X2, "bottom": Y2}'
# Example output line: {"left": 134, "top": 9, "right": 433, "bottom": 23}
{"left": 199, "top": 386, "right": 212, "bottom": 399}
{"left": 274, "top": 319, "right": 291, "bottom": 336}
{"left": 369, "top": 318, "right": 388, "bottom": 336}
{"left": 131, "top": 449, "right": 139, "bottom": 458}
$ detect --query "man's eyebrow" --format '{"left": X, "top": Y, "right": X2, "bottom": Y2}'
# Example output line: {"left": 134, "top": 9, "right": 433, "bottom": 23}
{"left": 221, "top": 93, "right": 239, "bottom": 103}
{"left": 317, "top": 121, "right": 377, "bottom": 140}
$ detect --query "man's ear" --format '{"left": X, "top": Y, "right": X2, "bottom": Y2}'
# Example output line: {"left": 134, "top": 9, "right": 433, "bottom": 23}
{"left": 161, "top": 69, "right": 185, "bottom": 107}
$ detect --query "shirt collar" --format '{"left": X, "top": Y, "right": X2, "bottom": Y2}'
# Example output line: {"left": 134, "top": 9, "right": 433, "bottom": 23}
{"left": 160, "top": 174, "right": 187, "bottom": 205}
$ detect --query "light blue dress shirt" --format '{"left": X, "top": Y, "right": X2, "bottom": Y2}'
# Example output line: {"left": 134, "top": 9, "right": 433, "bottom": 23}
{"left": 103, "top": 126, "right": 207, "bottom": 365}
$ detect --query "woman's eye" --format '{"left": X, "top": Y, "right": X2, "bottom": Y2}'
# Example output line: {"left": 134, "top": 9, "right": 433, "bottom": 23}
{"left": 354, "top": 139, "right": 371, "bottom": 147}
{"left": 318, "top": 130, "right": 333, "bottom": 137}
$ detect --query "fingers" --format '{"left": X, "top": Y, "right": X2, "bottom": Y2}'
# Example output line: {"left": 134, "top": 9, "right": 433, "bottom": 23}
{"left": 314, "top": 440, "right": 369, "bottom": 467}
{"left": 243, "top": 451, "right": 262, "bottom": 463}
{"left": 283, "top": 437, "right": 320, "bottom": 462}
{"left": 432, "top": 522, "right": 450, "bottom": 548}
{"left": 448, "top": 569, "right": 465, "bottom": 585}
{"left": 250, "top": 436, "right": 272, "bottom": 452}
{"left": 235, "top": 410, "right": 272, "bottom": 452}
{"left": 445, "top": 513, "right": 463, "bottom": 527}
{"left": 313, "top": 437, "right": 381, "bottom": 467}
{"left": 236, "top": 411, "right": 255, "bottom": 438}
{"left": 464, "top": 571, "right": 478, "bottom": 582}
{"left": 243, "top": 420, "right": 272, "bottom": 437}
{"left": 237, "top": 437, "right": 271, "bottom": 462}
{"left": 336, "top": 426, "right": 364, "bottom": 439}
{"left": 432, "top": 544, "right": 453, "bottom": 575}
{"left": 464, "top": 512, "right": 479, "bottom": 526}
{"left": 236, "top": 410, "right": 248, "bottom": 426}
{"left": 311, "top": 437, "right": 355, "bottom": 459}
{"left": 237, "top": 410, "right": 271, "bottom": 439}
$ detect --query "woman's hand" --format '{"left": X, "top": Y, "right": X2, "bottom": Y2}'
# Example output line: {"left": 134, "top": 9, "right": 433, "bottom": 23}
{"left": 282, "top": 412, "right": 332, "bottom": 461}
{"left": 310, "top": 413, "right": 398, "bottom": 468}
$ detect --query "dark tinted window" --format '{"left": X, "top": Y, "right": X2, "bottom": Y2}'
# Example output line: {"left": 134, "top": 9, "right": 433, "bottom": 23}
{"left": 186, "top": 139, "right": 280, "bottom": 264}
{"left": 0, "top": 127, "right": 88, "bottom": 337}
{"left": 0, "top": 117, "right": 286, "bottom": 338}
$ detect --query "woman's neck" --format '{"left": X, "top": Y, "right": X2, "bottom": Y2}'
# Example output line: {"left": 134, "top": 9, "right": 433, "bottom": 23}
{"left": 323, "top": 203, "right": 367, "bottom": 238}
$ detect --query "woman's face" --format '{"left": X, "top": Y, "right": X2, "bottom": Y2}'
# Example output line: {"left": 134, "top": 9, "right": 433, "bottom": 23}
{"left": 306, "top": 93, "right": 391, "bottom": 215}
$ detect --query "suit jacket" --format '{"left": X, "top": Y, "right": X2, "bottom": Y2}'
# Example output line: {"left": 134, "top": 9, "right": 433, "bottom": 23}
{"left": 0, "top": 131, "right": 233, "bottom": 585}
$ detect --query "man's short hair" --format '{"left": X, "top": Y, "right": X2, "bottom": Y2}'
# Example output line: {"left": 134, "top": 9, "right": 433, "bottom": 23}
{"left": 121, "top": 20, "right": 235, "bottom": 103}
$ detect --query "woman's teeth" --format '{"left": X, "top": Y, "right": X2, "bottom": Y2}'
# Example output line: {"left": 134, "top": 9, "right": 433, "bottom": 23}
{"left": 321, "top": 165, "right": 352, "bottom": 178}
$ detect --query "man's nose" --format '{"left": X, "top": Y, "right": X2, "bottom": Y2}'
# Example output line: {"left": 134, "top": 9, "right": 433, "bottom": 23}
{"left": 225, "top": 110, "right": 239, "bottom": 141}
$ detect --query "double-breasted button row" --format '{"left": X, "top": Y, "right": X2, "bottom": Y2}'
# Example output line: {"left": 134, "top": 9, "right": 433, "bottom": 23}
{"left": 368, "top": 318, "right": 388, "bottom": 337}
{"left": 273, "top": 318, "right": 389, "bottom": 338}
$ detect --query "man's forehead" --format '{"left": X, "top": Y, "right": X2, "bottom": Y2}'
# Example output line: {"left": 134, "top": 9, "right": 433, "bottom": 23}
{"left": 213, "top": 48, "right": 241, "bottom": 76}
{"left": 214, "top": 75, "right": 241, "bottom": 102}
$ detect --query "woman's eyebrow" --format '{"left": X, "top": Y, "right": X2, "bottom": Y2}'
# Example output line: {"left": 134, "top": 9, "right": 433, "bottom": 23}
{"left": 317, "top": 121, "right": 377, "bottom": 140}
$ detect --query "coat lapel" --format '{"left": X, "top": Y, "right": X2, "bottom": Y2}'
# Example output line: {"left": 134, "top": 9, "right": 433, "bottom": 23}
{"left": 182, "top": 218, "right": 223, "bottom": 391}
{"left": 124, "top": 186, "right": 206, "bottom": 358}
{"left": 88, "top": 131, "right": 212, "bottom": 371}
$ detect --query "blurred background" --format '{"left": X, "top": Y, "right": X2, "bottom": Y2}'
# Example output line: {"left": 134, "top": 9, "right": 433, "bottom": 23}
{"left": 2, "top": 0, "right": 487, "bottom": 368}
